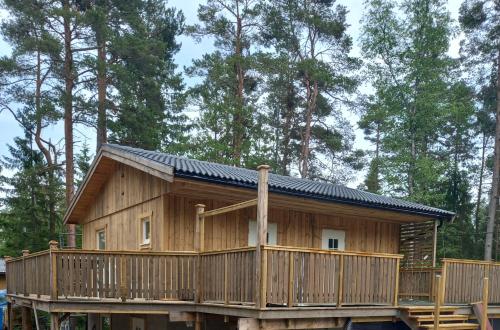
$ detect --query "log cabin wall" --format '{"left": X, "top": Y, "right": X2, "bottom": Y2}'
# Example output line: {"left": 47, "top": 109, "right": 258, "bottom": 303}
{"left": 81, "top": 163, "right": 400, "bottom": 254}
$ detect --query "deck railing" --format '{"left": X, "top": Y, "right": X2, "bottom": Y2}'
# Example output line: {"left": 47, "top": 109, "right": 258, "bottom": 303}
{"left": 264, "top": 246, "right": 402, "bottom": 307}
{"left": 6, "top": 244, "right": 197, "bottom": 301}
{"left": 7, "top": 244, "right": 403, "bottom": 307}
{"left": 399, "top": 267, "right": 441, "bottom": 301}
{"left": 442, "top": 258, "right": 500, "bottom": 305}
{"left": 200, "top": 247, "right": 256, "bottom": 304}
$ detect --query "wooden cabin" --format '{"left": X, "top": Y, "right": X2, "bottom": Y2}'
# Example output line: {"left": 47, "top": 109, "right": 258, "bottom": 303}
{"left": 6, "top": 144, "right": 500, "bottom": 330}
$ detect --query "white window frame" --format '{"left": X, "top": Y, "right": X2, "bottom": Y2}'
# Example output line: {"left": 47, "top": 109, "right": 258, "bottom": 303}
{"left": 139, "top": 212, "right": 152, "bottom": 248}
{"left": 321, "top": 229, "right": 346, "bottom": 251}
{"left": 248, "top": 220, "right": 277, "bottom": 246}
{"left": 96, "top": 227, "right": 106, "bottom": 250}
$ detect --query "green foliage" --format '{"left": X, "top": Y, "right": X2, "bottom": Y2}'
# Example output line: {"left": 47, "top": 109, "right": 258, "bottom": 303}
{"left": 92, "top": 0, "right": 188, "bottom": 150}
{"left": 259, "top": 0, "right": 363, "bottom": 181}
{"left": 0, "top": 136, "right": 65, "bottom": 256}
{"left": 186, "top": 0, "right": 267, "bottom": 167}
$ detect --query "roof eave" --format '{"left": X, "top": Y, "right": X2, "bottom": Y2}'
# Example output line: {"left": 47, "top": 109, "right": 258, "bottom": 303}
{"left": 174, "top": 172, "right": 455, "bottom": 221}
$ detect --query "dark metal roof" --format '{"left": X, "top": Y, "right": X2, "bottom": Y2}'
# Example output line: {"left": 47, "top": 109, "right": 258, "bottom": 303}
{"left": 105, "top": 144, "right": 455, "bottom": 220}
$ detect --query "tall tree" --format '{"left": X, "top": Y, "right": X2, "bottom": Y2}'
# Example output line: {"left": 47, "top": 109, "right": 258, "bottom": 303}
{"left": 260, "top": 0, "right": 361, "bottom": 181}
{"left": 459, "top": 0, "right": 500, "bottom": 260}
{"left": 360, "top": 0, "right": 455, "bottom": 199}
{"left": 0, "top": 0, "right": 63, "bottom": 239}
{"left": 0, "top": 135, "right": 64, "bottom": 256}
{"left": 187, "top": 0, "right": 263, "bottom": 167}
{"left": 82, "top": 0, "right": 187, "bottom": 151}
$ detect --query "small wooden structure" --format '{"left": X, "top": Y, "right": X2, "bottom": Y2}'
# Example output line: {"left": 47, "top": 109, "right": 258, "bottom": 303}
{"left": 5, "top": 144, "right": 497, "bottom": 330}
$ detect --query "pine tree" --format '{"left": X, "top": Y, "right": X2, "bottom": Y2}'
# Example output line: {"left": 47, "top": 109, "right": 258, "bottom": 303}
{"left": 459, "top": 0, "right": 500, "bottom": 260}
{"left": 260, "top": 0, "right": 362, "bottom": 181}
{"left": 94, "top": 0, "right": 188, "bottom": 151}
{"left": 187, "top": 0, "right": 265, "bottom": 167}
{"left": 0, "top": 135, "right": 64, "bottom": 256}
{"left": 360, "top": 0, "right": 455, "bottom": 199}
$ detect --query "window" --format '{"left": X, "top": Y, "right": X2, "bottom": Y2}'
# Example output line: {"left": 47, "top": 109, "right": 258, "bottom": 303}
{"left": 248, "top": 220, "right": 277, "bottom": 246}
{"left": 140, "top": 213, "right": 151, "bottom": 247}
{"left": 96, "top": 229, "right": 106, "bottom": 250}
{"left": 322, "top": 229, "right": 345, "bottom": 251}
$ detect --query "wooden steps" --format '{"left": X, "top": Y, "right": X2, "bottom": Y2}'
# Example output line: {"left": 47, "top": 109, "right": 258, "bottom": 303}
{"left": 399, "top": 306, "right": 478, "bottom": 330}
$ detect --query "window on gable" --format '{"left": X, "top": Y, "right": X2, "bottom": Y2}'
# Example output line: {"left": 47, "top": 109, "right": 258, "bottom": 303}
{"left": 96, "top": 229, "right": 106, "bottom": 250}
{"left": 140, "top": 214, "right": 151, "bottom": 247}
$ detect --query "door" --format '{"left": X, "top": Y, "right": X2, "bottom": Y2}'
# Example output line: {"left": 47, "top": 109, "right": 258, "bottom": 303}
{"left": 321, "top": 229, "right": 345, "bottom": 251}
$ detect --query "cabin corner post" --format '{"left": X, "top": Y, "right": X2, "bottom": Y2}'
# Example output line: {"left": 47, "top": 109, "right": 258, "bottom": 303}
{"left": 255, "top": 164, "right": 270, "bottom": 309}
{"left": 482, "top": 277, "right": 489, "bottom": 330}
{"left": 49, "top": 240, "right": 58, "bottom": 300}
{"left": 22, "top": 250, "right": 29, "bottom": 297}
{"left": 194, "top": 204, "right": 205, "bottom": 304}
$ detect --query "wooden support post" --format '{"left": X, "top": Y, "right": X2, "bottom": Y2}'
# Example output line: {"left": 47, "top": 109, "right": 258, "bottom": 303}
{"left": 434, "top": 275, "right": 441, "bottom": 330}
{"left": 432, "top": 220, "right": 438, "bottom": 268}
{"left": 49, "top": 240, "right": 58, "bottom": 300}
{"left": 288, "top": 252, "right": 294, "bottom": 307}
{"left": 224, "top": 253, "right": 229, "bottom": 305}
{"left": 33, "top": 302, "right": 40, "bottom": 330}
{"left": 7, "top": 302, "right": 12, "bottom": 330}
{"left": 50, "top": 313, "right": 59, "bottom": 330}
{"left": 394, "top": 258, "right": 401, "bottom": 306}
{"left": 195, "top": 204, "right": 205, "bottom": 304}
{"left": 194, "top": 313, "right": 202, "bottom": 330}
{"left": 21, "top": 306, "right": 32, "bottom": 330}
{"left": 440, "top": 260, "right": 447, "bottom": 305}
{"left": 482, "top": 277, "right": 489, "bottom": 330}
{"left": 255, "top": 165, "right": 269, "bottom": 309}
{"left": 337, "top": 254, "right": 344, "bottom": 307}
{"left": 120, "top": 256, "right": 127, "bottom": 301}
{"left": 22, "top": 250, "right": 29, "bottom": 296}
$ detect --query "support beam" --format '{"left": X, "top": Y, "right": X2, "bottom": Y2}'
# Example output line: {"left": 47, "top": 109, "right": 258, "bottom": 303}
{"left": 195, "top": 204, "right": 205, "bottom": 305}
{"left": 255, "top": 165, "right": 269, "bottom": 309}
{"left": 21, "top": 306, "right": 32, "bottom": 330}
{"left": 169, "top": 312, "right": 196, "bottom": 322}
{"left": 50, "top": 313, "right": 59, "bottom": 330}
{"left": 238, "top": 318, "right": 346, "bottom": 330}
{"left": 434, "top": 275, "right": 441, "bottom": 330}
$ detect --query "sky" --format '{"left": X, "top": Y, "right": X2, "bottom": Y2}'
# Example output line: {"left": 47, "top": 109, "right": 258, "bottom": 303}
{"left": 0, "top": 0, "right": 463, "bottom": 187}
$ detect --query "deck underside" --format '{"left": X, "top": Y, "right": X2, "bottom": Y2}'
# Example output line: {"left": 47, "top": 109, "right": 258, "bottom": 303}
{"left": 8, "top": 294, "right": 500, "bottom": 321}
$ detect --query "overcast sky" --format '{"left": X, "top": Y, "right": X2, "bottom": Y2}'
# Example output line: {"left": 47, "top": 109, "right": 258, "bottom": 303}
{"left": 0, "top": 0, "right": 463, "bottom": 186}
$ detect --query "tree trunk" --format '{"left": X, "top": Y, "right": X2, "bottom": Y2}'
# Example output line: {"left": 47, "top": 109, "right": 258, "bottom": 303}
{"left": 96, "top": 37, "right": 107, "bottom": 151}
{"left": 232, "top": 3, "right": 244, "bottom": 166}
{"left": 34, "top": 50, "right": 57, "bottom": 239}
{"left": 299, "top": 78, "right": 318, "bottom": 178}
{"left": 485, "top": 49, "right": 500, "bottom": 261}
{"left": 475, "top": 133, "right": 487, "bottom": 232}
{"left": 281, "top": 80, "right": 295, "bottom": 176}
{"left": 63, "top": 0, "right": 76, "bottom": 248}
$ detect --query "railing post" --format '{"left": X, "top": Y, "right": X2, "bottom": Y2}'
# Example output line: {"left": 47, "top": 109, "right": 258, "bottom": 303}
{"left": 287, "top": 252, "right": 294, "bottom": 307}
{"left": 440, "top": 260, "right": 447, "bottom": 305}
{"left": 120, "top": 256, "right": 127, "bottom": 301}
{"left": 224, "top": 253, "right": 228, "bottom": 305}
{"left": 482, "top": 277, "right": 489, "bottom": 330}
{"left": 4, "top": 256, "right": 11, "bottom": 294}
{"left": 49, "top": 240, "right": 58, "bottom": 300}
{"left": 337, "top": 254, "right": 344, "bottom": 307}
{"left": 434, "top": 274, "right": 441, "bottom": 330}
{"left": 195, "top": 204, "right": 205, "bottom": 304}
{"left": 394, "top": 257, "right": 401, "bottom": 306}
{"left": 255, "top": 164, "right": 269, "bottom": 309}
{"left": 22, "top": 250, "right": 29, "bottom": 297}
